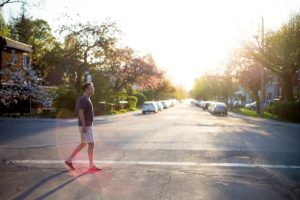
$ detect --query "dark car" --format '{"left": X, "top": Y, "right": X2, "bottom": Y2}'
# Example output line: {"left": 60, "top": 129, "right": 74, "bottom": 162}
{"left": 203, "top": 101, "right": 211, "bottom": 110}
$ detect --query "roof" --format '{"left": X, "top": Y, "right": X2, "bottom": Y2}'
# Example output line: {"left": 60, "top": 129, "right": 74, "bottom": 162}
{"left": 0, "top": 37, "right": 32, "bottom": 52}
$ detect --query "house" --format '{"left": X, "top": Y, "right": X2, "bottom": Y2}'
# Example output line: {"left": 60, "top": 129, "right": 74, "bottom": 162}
{"left": 0, "top": 37, "right": 33, "bottom": 114}
{"left": 0, "top": 36, "right": 32, "bottom": 86}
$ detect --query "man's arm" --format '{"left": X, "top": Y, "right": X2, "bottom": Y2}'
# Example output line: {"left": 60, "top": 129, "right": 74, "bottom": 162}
{"left": 79, "top": 109, "right": 87, "bottom": 132}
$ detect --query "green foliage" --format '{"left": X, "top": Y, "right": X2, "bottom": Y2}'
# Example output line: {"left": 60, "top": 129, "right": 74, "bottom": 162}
{"left": 94, "top": 102, "right": 114, "bottom": 115}
{"left": 9, "top": 13, "right": 57, "bottom": 77}
{"left": 90, "top": 71, "right": 114, "bottom": 103}
{"left": 56, "top": 108, "right": 75, "bottom": 118}
{"left": 232, "top": 108, "right": 277, "bottom": 120}
{"left": 0, "top": 12, "right": 9, "bottom": 36}
{"left": 133, "top": 93, "right": 147, "bottom": 107}
{"left": 59, "top": 21, "right": 119, "bottom": 101}
{"left": 175, "top": 86, "right": 188, "bottom": 100}
{"left": 146, "top": 79, "right": 176, "bottom": 100}
{"left": 112, "top": 109, "right": 127, "bottom": 114}
{"left": 268, "top": 101, "right": 300, "bottom": 122}
{"left": 192, "top": 75, "right": 228, "bottom": 101}
{"left": 232, "top": 108, "right": 260, "bottom": 117}
{"left": 242, "top": 12, "right": 300, "bottom": 101}
{"left": 53, "top": 85, "right": 76, "bottom": 112}
{"left": 127, "top": 96, "right": 137, "bottom": 110}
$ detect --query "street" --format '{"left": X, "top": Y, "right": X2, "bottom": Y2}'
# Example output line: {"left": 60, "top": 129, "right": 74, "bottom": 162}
{"left": 0, "top": 102, "right": 300, "bottom": 200}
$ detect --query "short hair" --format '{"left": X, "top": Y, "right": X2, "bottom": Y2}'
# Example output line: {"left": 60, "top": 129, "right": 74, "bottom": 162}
{"left": 82, "top": 82, "right": 93, "bottom": 91}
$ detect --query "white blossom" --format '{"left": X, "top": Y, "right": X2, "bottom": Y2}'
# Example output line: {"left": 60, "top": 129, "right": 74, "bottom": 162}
{"left": 0, "top": 68, "right": 51, "bottom": 107}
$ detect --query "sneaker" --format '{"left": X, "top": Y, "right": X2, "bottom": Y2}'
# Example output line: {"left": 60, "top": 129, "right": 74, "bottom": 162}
{"left": 65, "top": 161, "right": 75, "bottom": 170}
{"left": 89, "top": 166, "right": 102, "bottom": 171}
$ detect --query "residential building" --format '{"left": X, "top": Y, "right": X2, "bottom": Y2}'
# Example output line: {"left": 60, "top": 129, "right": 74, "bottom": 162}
{"left": 0, "top": 36, "right": 32, "bottom": 86}
{"left": 0, "top": 37, "right": 33, "bottom": 114}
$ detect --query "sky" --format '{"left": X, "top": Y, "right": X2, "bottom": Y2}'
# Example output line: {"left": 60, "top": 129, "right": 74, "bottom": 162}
{"left": 2, "top": 0, "right": 300, "bottom": 90}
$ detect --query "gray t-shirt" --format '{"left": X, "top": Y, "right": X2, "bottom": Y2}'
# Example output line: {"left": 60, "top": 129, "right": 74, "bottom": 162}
{"left": 78, "top": 96, "right": 94, "bottom": 126}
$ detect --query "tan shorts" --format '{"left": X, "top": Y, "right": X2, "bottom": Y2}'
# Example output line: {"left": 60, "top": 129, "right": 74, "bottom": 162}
{"left": 79, "top": 126, "right": 94, "bottom": 143}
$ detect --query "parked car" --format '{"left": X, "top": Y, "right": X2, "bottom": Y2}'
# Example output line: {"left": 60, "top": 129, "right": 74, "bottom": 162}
{"left": 233, "top": 101, "right": 245, "bottom": 108}
{"left": 142, "top": 101, "right": 158, "bottom": 114}
{"left": 211, "top": 102, "right": 228, "bottom": 116}
{"left": 245, "top": 102, "right": 256, "bottom": 110}
{"left": 155, "top": 101, "right": 164, "bottom": 111}
{"left": 203, "top": 101, "right": 211, "bottom": 110}
{"left": 207, "top": 102, "right": 215, "bottom": 113}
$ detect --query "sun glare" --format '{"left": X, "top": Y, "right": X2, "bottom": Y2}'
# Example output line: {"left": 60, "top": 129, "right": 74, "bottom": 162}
{"left": 2, "top": 0, "right": 299, "bottom": 90}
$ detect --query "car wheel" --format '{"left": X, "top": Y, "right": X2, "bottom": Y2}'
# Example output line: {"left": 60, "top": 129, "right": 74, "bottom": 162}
{"left": 142, "top": 111, "right": 145, "bottom": 114}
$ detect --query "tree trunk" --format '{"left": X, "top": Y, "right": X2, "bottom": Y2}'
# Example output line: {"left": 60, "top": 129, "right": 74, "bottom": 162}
{"left": 74, "top": 65, "right": 83, "bottom": 113}
{"left": 282, "top": 77, "right": 294, "bottom": 101}
{"left": 251, "top": 90, "right": 261, "bottom": 114}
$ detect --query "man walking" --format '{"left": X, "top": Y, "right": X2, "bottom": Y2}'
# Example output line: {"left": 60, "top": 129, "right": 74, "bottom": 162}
{"left": 65, "top": 82, "right": 101, "bottom": 171}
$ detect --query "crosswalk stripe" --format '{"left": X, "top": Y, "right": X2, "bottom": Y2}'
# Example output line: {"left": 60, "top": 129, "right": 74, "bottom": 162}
{"left": 5, "top": 160, "right": 300, "bottom": 169}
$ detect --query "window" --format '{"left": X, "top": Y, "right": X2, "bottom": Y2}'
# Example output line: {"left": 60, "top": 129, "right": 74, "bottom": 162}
{"left": 23, "top": 55, "right": 30, "bottom": 69}
{"left": 11, "top": 49, "right": 15, "bottom": 65}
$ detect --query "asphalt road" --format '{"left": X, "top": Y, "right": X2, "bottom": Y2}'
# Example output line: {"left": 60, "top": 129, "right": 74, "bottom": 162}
{"left": 0, "top": 102, "right": 300, "bottom": 200}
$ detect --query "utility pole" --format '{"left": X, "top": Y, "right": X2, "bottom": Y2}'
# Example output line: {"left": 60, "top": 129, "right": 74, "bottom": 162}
{"left": 260, "top": 16, "right": 265, "bottom": 117}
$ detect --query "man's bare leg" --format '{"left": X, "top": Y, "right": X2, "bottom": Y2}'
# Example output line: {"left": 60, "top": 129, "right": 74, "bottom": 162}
{"left": 66, "top": 143, "right": 87, "bottom": 162}
{"left": 88, "top": 143, "right": 95, "bottom": 168}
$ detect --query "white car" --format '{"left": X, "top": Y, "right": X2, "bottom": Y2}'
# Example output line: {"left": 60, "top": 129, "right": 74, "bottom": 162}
{"left": 142, "top": 101, "right": 158, "bottom": 114}
{"left": 245, "top": 102, "right": 256, "bottom": 110}
{"left": 155, "top": 101, "right": 164, "bottom": 111}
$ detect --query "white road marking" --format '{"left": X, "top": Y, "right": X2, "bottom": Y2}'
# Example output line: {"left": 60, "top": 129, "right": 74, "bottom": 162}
{"left": 5, "top": 160, "right": 300, "bottom": 169}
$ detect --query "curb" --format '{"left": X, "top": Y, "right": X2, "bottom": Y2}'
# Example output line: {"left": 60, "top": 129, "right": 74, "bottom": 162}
{"left": 0, "top": 110, "right": 141, "bottom": 123}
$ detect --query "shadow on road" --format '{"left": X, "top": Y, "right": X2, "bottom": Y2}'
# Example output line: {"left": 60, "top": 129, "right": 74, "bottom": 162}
{"left": 0, "top": 120, "right": 76, "bottom": 145}
{"left": 13, "top": 170, "right": 87, "bottom": 200}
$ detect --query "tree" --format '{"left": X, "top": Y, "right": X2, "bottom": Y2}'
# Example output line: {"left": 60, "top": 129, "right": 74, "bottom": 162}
{"left": 0, "top": 12, "right": 9, "bottom": 36}
{"left": 9, "top": 12, "right": 57, "bottom": 77}
{"left": 106, "top": 50, "right": 164, "bottom": 95}
{"left": 0, "top": 67, "right": 50, "bottom": 107}
{"left": 0, "top": 0, "right": 27, "bottom": 8}
{"left": 59, "top": 21, "right": 119, "bottom": 109}
{"left": 146, "top": 78, "right": 176, "bottom": 100}
{"left": 175, "top": 85, "right": 188, "bottom": 100}
{"left": 0, "top": 0, "right": 41, "bottom": 8}
{"left": 43, "top": 41, "right": 65, "bottom": 85}
{"left": 243, "top": 13, "right": 300, "bottom": 101}
{"left": 192, "top": 74, "right": 228, "bottom": 101}
{"left": 236, "top": 64, "right": 262, "bottom": 113}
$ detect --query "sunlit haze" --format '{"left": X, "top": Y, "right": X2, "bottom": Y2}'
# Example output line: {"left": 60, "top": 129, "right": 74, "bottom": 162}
{"left": 2, "top": 0, "right": 300, "bottom": 90}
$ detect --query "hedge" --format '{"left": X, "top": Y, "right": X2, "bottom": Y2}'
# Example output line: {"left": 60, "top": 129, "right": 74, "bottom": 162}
{"left": 268, "top": 101, "right": 300, "bottom": 122}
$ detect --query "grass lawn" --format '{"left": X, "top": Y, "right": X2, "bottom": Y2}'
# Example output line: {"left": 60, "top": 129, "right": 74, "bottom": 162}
{"left": 231, "top": 108, "right": 279, "bottom": 120}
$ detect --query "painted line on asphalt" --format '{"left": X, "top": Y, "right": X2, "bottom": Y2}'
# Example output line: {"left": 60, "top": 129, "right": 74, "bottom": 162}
{"left": 4, "top": 160, "right": 300, "bottom": 169}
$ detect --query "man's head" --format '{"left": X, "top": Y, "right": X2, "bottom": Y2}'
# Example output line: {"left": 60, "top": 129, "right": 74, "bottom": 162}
{"left": 82, "top": 82, "right": 94, "bottom": 96}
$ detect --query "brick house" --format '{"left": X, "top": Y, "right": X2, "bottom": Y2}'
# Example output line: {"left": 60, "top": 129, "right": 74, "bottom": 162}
{"left": 0, "top": 36, "right": 32, "bottom": 85}
{"left": 0, "top": 37, "right": 33, "bottom": 114}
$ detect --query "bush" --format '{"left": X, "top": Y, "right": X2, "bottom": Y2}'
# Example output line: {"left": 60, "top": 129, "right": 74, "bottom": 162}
{"left": 94, "top": 102, "right": 114, "bottom": 115}
{"left": 112, "top": 109, "right": 127, "bottom": 114}
{"left": 133, "top": 93, "right": 146, "bottom": 107}
{"left": 269, "top": 101, "right": 300, "bottom": 122}
{"left": 56, "top": 108, "right": 75, "bottom": 119}
{"left": 127, "top": 96, "right": 138, "bottom": 110}
{"left": 53, "top": 86, "right": 76, "bottom": 112}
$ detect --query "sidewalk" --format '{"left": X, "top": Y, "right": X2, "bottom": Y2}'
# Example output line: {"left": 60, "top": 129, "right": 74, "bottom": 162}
{"left": 0, "top": 110, "right": 141, "bottom": 123}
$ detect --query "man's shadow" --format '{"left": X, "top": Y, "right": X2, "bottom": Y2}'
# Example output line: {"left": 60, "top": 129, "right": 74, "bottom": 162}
{"left": 13, "top": 170, "right": 90, "bottom": 200}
